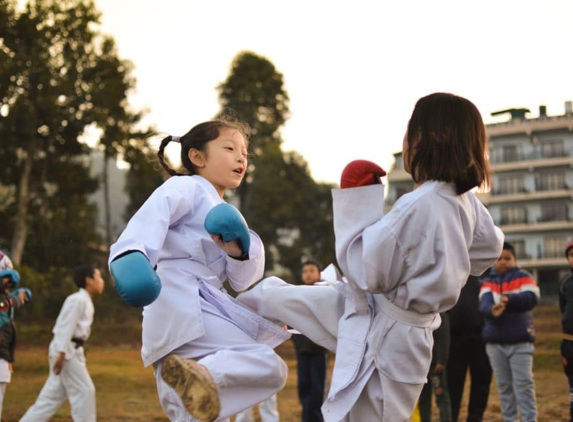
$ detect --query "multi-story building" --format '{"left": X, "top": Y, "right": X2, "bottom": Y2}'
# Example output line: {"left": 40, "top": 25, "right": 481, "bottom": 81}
{"left": 384, "top": 101, "right": 573, "bottom": 296}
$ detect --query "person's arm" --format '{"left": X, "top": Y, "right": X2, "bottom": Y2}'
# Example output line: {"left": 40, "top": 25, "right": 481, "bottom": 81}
{"left": 53, "top": 352, "right": 65, "bottom": 375}
{"left": 468, "top": 199, "right": 504, "bottom": 276}
{"left": 51, "top": 295, "right": 83, "bottom": 363}
{"left": 478, "top": 282, "right": 496, "bottom": 318}
{"left": 503, "top": 273, "right": 540, "bottom": 312}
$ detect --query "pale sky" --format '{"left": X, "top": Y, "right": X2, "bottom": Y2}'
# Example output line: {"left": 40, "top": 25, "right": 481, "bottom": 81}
{"left": 94, "top": 0, "right": 573, "bottom": 185}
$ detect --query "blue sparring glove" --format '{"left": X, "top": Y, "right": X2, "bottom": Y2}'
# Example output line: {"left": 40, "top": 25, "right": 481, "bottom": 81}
{"left": 12, "top": 287, "right": 32, "bottom": 304}
{"left": 110, "top": 251, "right": 162, "bottom": 307}
{"left": 204, "top": 203, "right": 250, "bottom": 259}
{"left": 0, "top": 269, "right": 20, "bottom": 287}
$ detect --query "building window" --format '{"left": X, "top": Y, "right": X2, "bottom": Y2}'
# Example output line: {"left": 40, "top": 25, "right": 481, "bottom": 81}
{"left": 539, "top": 202, "right": 568, "bottom": 222}
{"left": 501, "top": 206, "right": 527, "bottom": 225}
{"left": 498, "top": 176, "right": 524, "bottom": 194}
{"left": 541, "top": 139, "right": 564, "bottom": 158}
{"left": 537, "top": 172, "right": 566, "bottom": 191}
{"left": 502, "top": 145, "right": 520, "bottom": 162}
{"left": 511, "top": 240, "right": 528, "bottom": 260}
{"left": 544, "top": 236, "right": 566, "bottom": 258}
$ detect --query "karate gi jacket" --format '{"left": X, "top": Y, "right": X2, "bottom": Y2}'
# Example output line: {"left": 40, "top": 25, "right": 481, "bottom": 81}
{"left": 109, "top": 175, "right": 289, "bottom": 367}
{"left": 323, "top": 181, "right": 503, "bottom": 420}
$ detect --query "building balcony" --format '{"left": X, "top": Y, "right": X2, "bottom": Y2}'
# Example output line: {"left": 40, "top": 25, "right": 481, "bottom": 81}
{"left": 497, "top": 219, "right": 573, "bottom": 234}
{"left": 483, "top": 188, "right": 573, "bottom": 205}
{"left": 487, "top": 113, "right": 573, "bottom": 137}
{"left": 489, "top": 154, "right": 573, "bottom": 172}
{"left": 518, "top": 255, "right": 566, "bottom": 270}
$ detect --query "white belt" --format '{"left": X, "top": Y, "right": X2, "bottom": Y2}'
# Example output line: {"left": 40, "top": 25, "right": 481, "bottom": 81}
{"left": 374, "top": 294, "right": 437, "bottom": 327}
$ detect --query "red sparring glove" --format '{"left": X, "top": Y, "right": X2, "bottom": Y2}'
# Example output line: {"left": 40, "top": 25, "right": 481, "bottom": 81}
{"left": 340, "top": 160, "right": 387, "bottom": 188}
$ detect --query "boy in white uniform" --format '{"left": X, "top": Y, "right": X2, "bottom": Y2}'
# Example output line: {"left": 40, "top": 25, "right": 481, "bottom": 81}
{"left": 20, "top": 265, "right": 105, "bottom": 422}
{"left": 238, "top": 93, "right": 504, "bottom": 421}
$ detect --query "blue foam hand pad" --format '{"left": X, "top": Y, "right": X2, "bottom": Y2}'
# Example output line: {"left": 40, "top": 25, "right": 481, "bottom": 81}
{"left": 0, "top": 269, "right": 20, "bottom": 287}
{"left": 12, "top": 287, "right": 32, "bottom": 303}
{"left": 204, "top": 203, "right": 250, "bottom": 258}
{"left": 110, "top": 251, "right": 162, "bottom": 307}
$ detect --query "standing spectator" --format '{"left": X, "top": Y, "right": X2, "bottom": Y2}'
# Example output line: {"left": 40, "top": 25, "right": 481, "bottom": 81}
{"left": 479, "top": 242, "right": 540, "bottom": 422}
{"left": 292, "top": 261, "right": 329, "bottom": 422}
{"left": 0, "top": 250, "right": 31, "bottom": 419}
{"left": 447, "top": 274, "right": 492, "bottom": 421}
{"left": 418, "top": 312, "right": 452, "bottom": 422}
{"left": 560, "top": 239, "right": 573, "bottom": 422}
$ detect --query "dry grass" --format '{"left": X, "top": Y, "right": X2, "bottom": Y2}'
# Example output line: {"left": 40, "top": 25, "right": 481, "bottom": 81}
{"left": 3, "top": 304, "right": 568, "bottom": 421}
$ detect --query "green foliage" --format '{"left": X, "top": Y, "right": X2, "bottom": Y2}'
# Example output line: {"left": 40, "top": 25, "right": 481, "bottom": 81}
{"left": 218, "top": 51, "right": 336, "bottom": 279}
{"left": 0, "top": 0, "right": 151, "bottom": 264}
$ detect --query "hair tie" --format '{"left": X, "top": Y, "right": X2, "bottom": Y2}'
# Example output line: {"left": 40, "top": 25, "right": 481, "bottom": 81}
{"left": 172, "top": 135, "right": 181, "bottom": 143}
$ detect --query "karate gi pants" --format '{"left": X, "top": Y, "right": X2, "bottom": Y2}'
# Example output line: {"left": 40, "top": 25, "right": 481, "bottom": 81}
{"left": 153, "top": 300, "right": 288, "bottom": 422}
{"left": 19, "top": 348, "right": 96, "bottom": 422}
{"left": 234, "top": 394, "right": 279, "bottom": 422}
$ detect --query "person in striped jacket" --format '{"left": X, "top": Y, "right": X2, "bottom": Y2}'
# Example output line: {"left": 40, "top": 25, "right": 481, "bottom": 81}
{"left": 479, "top": 242, "right": 540, "bottom": 422}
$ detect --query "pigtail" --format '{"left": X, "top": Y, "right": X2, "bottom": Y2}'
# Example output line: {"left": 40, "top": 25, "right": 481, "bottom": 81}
{"left": 157, "top": 135, "right": 181, "bottom": 176}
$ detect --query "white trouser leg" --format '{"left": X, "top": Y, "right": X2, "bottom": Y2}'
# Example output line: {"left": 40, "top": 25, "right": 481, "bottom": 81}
{"left": 237, "top": 276, "right": 345, "bottom": 352}
{"left": 154, "top": 300, "right": 288, "bottom": 421}
{"left": 20, "top": 355, "right": 70, "bottom": 422}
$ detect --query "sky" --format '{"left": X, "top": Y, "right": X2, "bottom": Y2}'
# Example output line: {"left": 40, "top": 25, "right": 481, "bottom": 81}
{"left": 93, "top": 0, "right": 573, "bottom": 185}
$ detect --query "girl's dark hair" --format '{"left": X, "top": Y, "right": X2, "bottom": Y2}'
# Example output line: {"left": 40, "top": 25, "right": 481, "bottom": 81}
{"left": 157, "top": 114, "right": 251, "bottom": 176}
{"left": 74, "top": 265, "right": 95, "bottom": 288}
{"left": 406, "top": 92, "right": 490, "bottom": 195}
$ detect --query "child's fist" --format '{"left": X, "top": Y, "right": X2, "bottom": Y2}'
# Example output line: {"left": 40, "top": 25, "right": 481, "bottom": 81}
{"left": 340, "top": 160, "right": 386, "bottom": 188}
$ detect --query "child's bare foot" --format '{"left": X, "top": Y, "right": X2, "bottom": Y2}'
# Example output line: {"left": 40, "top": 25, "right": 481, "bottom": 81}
{"left": 161, "top": 354, "right": 221, "bottom": 422}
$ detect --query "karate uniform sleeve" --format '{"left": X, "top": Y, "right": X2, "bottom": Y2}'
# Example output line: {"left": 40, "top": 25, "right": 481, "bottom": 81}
{"left": 332, "top": 184, "right": 391, "bottom": 292}
{"left": 109, "top": 182, "right": 194, "bottom": 266}
{"left": 468, "top": 200, "right": 504, "bottom": 276}
{"left": 52, "top": 295, "right": 83, "bottom": 355}
{"left": 225, "top": 230, "right": 265, "bottom": 292}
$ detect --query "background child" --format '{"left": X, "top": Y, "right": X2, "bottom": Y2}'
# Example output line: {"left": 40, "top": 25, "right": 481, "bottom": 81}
{"left": 417, "top": 312, "right": 452, "bottom": 422}
{"left": 20, "top": 265, "right": 104, "bottom": 422}
{"left": 239, "top": 92, "right": 504, "bottom": 421}
{"left": 0, "top": 250, "right": 31, "bottom": 419}
{"left": 292, "top": 261, "right": 329, "bottom": 422}
{"left": 479, "top": 242, "right": 540, "bottom": 422}
{"left": 447, "top": 274, "right": 492, "bottom": 422}
{"left": 559, "top": 239, "right": 573, "bottom": 422}
{"left": 109, "top": 118, "right": 289, "bottom": 422}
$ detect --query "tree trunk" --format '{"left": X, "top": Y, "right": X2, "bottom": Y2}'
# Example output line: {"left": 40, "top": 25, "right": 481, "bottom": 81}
{"left": 11, "top": 149, "right": 33, "bottom": 266}
{"left": 103, "top": 150, "right": 112, "bottom": 246}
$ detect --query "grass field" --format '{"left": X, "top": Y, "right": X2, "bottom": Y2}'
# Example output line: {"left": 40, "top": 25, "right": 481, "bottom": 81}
{"left": 3, "top": 304, "right": 569, "bottom": 421}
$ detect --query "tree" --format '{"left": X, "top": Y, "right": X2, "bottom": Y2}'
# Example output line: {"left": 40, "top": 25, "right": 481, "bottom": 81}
{"left": 217, "top": 51, "right": 290, "bottom": 212}
{"left": 217, "top": 51, "right": 336, "bottom": 277}
{"left": 0, "top": 0, "right": 148, "bottom": 264}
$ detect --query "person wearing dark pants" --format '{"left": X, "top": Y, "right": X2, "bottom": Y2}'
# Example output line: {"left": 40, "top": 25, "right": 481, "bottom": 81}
{"left": 560, "top": 240, "right": 573, "bottom": 422}
{"left": 292, "top": 261, "right": 329, "bottom": 422}
{"left": 447, "top": 274, "right": 492, "bottom": 422}
{"left": 418, "top": 312, "right": 452, "bottom": 422}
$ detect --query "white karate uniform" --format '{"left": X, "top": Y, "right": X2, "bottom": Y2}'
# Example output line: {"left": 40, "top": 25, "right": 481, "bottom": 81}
{"left": 20, "top": 288, "right": 96, "bottom": 422}
{"left": 234, "top": 394, "right": 279, "bottom": 422}
{"left": 109, "top": 175, "right": 290, "bottom": 421}
{"left": 238, "top": 181, "right": 503, "bottom": 422}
